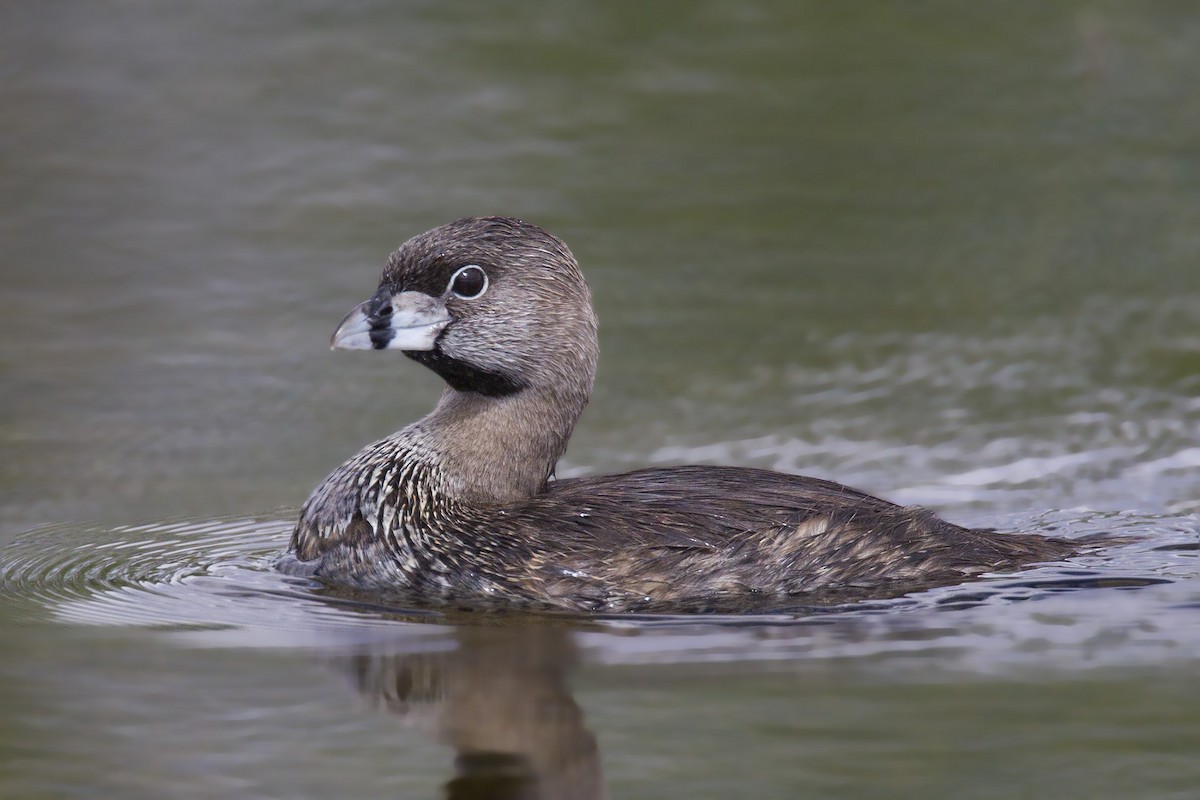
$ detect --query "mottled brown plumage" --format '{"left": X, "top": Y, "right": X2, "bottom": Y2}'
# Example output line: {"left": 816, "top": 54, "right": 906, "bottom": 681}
{"left": 286, "top": 216, "right": 1076, "bottom": 612}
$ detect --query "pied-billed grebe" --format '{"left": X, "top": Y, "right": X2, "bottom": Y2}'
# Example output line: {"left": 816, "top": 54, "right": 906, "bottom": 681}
{"left": 286, "top": 216, "right": 1074, "bottom": 611}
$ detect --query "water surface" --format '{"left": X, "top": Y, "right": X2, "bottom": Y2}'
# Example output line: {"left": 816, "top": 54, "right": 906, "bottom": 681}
{"left": 2, "top": 3, "right": 1199, "bottom": 798}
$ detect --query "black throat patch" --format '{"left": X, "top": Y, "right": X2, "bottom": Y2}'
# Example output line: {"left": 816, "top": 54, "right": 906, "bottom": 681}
{"left": 406, "top": 349, "right": 527, "bottom": 398}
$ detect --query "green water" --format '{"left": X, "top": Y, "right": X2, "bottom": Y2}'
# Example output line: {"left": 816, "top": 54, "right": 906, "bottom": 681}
{"left": 2, "top": 3, "right": 1198, "bottom": 797}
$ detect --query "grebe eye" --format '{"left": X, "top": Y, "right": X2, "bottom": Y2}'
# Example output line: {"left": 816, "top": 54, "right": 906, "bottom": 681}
{"left": 449, "top": 265, "right": 488, "bottom": 299}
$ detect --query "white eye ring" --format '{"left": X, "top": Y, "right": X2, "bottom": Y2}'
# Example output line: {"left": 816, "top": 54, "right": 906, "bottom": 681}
{"left": 448, "top": 264, "right": 489, "bottom": 299}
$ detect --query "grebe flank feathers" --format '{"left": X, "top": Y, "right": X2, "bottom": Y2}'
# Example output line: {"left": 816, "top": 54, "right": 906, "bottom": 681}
{"left": 287, "top": 216, "right": 1075, "bottom": 612}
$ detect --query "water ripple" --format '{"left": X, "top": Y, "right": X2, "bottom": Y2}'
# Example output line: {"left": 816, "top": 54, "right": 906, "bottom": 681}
{"left": 0, "top": 515, "right": 451, "bottom": 650}
{"left": 1, "top": 516, "right": 283, "bottom": 604}
{"left": 0, "top": 508, "right": 1196, "bottom": 672}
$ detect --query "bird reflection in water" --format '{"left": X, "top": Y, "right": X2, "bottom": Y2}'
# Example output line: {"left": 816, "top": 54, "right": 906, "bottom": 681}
{"left": 340, "top": 624, "right": 603, "bottom": 799}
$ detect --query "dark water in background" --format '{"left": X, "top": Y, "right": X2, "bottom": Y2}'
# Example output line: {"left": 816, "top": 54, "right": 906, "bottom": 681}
{"left": 2, "top": 2, "right": 1199, "bottom": 798}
